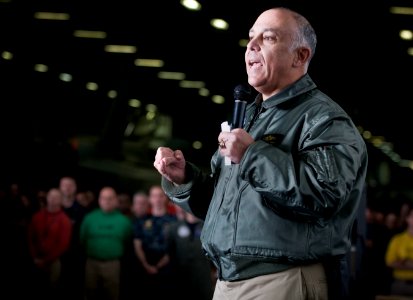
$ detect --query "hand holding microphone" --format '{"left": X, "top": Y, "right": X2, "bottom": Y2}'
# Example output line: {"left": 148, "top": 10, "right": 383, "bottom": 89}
{"left": 219, "top": 84, "right": 254, "bottom": 165}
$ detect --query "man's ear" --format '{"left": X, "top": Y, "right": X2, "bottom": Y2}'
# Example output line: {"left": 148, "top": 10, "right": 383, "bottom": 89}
{"left": 293, "top": 47, "right": 311, "bottom": 67}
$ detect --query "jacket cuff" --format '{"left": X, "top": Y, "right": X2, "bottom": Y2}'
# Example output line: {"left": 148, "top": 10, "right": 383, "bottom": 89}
{"left": 161, "top": 162, "right": 195, "bottom": 196}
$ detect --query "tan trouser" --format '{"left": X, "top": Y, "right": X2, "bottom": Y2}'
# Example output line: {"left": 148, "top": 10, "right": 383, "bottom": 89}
{"left": 212, "top": 263, "right": 328, "bottom": 300}
{"left": 84, "top": 258, "right": 120, "bottom": 300}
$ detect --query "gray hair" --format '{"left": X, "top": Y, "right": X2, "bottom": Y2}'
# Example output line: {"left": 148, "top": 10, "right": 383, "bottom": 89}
{"left": 278, "top": 7, "right": 317, "bottom": 62}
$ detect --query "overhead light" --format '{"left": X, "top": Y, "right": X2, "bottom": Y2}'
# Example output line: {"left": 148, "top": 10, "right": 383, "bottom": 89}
{"left": 1, "top": 51, "right": 13, "bottom": 60}
{"left": 362, "top": 130, "right": 372, "bottom": 140}
{"left": 390, "top": 6, "right": 413, "bottom": 15}
{"left": 108, "top": 90, "right": 118, "bottom": 98}
{"left": 59, "top": 73, "right": 72, "bottom": 82}
{"left": 192, "top": 141, "right": 203, "bottom": 149}
{"left": 104, "top": 45, "right": 137, "bottom": 54}
{"left": 371, "top": 136, "right": 385, "bottom": 147}
{"left": 128, "top": 99, "right": 141, "bottom": 108}
{"left": 211, "top": 18, "right": 229, "bottom": 30}
{"left": 86, "top": 82, "right": 99, "bottom": 91}
{"left": 179, "top": 80, "right": 205, "bottom": 88}
{"left": 145, "top": 103, "right": 158, "bottom": 112}
{"left": 181, "top": 0, "right": 201, "bottom": 11}
{"left": 212, "top": 95, "right": 225, "bottom": 104}
{"left": 74, "top": 30, "right": 107, "bottom": 39}
{"left": 135, "top": 59, "right": 164, "bottom": 67}
{"left": 158, "top": 71, "right": 186, "bottom": 80}
{"left": 199, "top": 88, "right": 210, "bottom": 97}
{"left": 400, "top": 30, "right": 413, "bottom": 41}
{"left": 239, "top": 39, "right": 249, "bottom": 47}
{"left": 34, "top": 64, "right": 48, "bottom": 72}
{"left": 34, "top": 12, "right": 70, "bottom": 20}
{"left": 146, "top": 111, "right": 156, "bottom": 120}
{"left": 145, "top": 104, "right": 158, "bottom": 121}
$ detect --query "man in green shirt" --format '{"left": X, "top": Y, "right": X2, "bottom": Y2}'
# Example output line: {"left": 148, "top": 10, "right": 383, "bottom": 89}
{"left": 80, "top": 186, "right": 133, "bottom": 300}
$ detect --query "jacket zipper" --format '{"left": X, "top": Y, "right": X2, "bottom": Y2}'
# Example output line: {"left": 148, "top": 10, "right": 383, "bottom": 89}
{"left": 246, "top": 102, "right": 264, "bottom": 132}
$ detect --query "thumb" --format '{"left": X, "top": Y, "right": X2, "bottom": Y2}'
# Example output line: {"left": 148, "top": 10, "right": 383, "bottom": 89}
{"left": 175, "top": 150, "right": 184, "bottom": 160}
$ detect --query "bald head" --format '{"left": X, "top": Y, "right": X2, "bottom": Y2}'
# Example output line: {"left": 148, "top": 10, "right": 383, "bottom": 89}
{"left": 245, "top": 7, "right": 317, "bottom": 99}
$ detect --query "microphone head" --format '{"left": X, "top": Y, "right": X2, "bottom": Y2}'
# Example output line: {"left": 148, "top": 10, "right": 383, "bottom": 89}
{"left": 233, "top": 84, "right": 251, "bottom": 101}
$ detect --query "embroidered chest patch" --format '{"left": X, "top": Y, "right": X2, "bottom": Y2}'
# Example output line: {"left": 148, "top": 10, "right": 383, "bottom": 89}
{"left": 261, "top": 134, "right": 283, "bottom": 146}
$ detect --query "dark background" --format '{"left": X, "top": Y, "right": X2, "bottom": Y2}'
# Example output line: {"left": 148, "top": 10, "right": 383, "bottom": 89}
{"left": 0, "top": 0, "right": 412, "bottom": 192}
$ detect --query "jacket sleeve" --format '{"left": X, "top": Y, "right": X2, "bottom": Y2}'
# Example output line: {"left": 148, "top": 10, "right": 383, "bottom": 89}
{"left": 162, "top": 161, "right": 217, "bottom": 220}
{"left": 239, "top": 112, "right": 368, "bottom": 222}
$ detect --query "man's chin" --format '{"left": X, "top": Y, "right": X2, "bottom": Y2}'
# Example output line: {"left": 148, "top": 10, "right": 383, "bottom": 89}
{"left": 247, "top": 77, "right": 263, "bottom": 89}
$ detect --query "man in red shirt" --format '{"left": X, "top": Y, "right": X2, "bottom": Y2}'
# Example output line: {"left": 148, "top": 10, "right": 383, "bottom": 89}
{"left": 27, "top": 187, "right": 72, "bottom": 299}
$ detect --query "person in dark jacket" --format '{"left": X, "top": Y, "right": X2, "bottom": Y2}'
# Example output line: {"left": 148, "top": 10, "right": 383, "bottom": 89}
{"left": 153, "top": 6, "right": 368, "bottom": 300}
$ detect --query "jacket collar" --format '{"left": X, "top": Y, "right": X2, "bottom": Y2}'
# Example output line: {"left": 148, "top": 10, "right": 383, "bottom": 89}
{"left": 254, "top": 73, "right": 317, "bottom": 109}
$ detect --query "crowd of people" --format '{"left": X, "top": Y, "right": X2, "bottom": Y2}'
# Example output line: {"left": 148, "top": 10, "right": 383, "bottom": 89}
{"left": 2, "top": 175, "right": 413, "bottom": 300}
{"left": 3, "top": 176, "right": 216, "bottom": 300}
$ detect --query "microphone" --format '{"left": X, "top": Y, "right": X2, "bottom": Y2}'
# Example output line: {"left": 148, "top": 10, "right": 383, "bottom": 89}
{"left": 231, "top": 84, "right": 251, "bottom": 129}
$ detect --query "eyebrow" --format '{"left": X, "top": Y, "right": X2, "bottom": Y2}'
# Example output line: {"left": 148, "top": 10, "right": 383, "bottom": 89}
{"left": 249, "top": 28, "right": 279, "bottom": 35}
